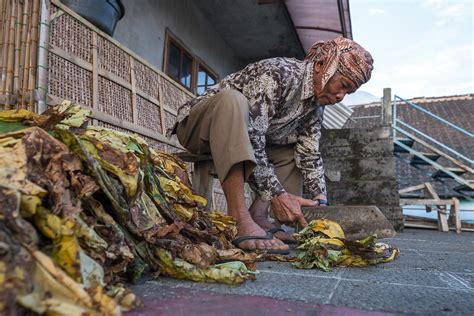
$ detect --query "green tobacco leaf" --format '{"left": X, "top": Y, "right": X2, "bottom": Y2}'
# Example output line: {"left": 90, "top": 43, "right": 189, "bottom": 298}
{"left": 156, "top": 249, "right": 254, "bottom": 285}
{"left": 294, "top": 220, "right": 399, "bottom": 271}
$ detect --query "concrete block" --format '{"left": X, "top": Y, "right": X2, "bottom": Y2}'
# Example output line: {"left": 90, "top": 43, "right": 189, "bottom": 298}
{"left": 321, "top": 139, "right": 393, "bottom": 159}
{"left": 324, "top": 157, "right": 397, "bottom": 181}
{"left": 321, "top": 126, "right": 391, "bottom": 147}
{"left": 327, "top": 181, "right": 400, "bottom": 205}
{"left": 301, "top": 205, "right": 396, "bottom": 239}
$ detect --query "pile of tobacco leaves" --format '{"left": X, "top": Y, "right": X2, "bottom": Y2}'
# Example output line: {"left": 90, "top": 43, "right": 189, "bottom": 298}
{"left": 293, "top": 219, "right": 400, "bottom": 271}
{"left": 0, "top": 101, "right": 257, "bottom": 315}
{"left": 0, "top": 101, "right": 399, "bottom": 315}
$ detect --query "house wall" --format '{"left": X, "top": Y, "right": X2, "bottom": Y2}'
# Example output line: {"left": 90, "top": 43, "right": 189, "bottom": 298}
{"left": 114, "top": 0, "right": 242, "bottom": 80}
{"left": 321, "top": 126, "right": 404, "bottom": 231}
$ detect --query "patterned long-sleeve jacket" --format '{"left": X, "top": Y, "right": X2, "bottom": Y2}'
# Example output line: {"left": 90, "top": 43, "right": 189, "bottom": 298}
{"left": 175, "top": 57, "right": 326, "bottom": 201}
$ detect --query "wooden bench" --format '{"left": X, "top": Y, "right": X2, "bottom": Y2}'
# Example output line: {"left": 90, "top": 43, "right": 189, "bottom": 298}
{"left": 176, "top": 152, "right": 256, "bottom": 212}
{"left": 176, "top": 152, "right": 216, "bottom": 212}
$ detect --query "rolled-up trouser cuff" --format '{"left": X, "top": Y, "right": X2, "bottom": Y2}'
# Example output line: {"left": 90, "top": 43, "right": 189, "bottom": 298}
{"left": 213, "top": 142, "right": 256, "bottom": 184}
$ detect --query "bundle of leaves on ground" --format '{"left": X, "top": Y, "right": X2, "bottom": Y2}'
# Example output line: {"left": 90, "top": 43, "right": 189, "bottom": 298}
{"left": 0, "top": 101, "right": 256, "bottom": 315}
{"left": 293, "top": 219, "right": 399, "bottom": 271}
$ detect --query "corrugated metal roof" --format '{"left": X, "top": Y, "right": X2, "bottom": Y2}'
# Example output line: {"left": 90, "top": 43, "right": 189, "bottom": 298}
{"left": 285, "top": 0, "right": 353, "bottom": 53}
{"left": 323, "top": 102, "right": 354, "bottom": 129}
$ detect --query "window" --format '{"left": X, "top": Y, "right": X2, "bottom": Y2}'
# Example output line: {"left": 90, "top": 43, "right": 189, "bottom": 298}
{"left": 166, "top": 40, "right": 193, "bottom": 89}
{"left": 197, "top": 64, "right": 216, "bottom": 95}
{"left": 164, "top": 32, "right": 218, "bottom": 94}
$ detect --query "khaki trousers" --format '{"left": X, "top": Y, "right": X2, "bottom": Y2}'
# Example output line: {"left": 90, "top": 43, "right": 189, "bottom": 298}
{"left": 176, "top": 89, "right": 302, "bottom": 197}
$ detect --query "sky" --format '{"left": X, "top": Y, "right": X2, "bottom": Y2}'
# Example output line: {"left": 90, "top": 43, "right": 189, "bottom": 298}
{"left": 348, "top": 0, "right": 473, "bottom": 99}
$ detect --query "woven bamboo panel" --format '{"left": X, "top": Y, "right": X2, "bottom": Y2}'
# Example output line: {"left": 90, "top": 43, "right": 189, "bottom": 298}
{"left": 97, "top": 76, "right": 133, "bottom": 122}
{"left": 160, "top": 77, "right": 192, "bottom": 111}
{"left": 212, "top": 180, "right": 254, "bottom": 212}
{"left": 48, "top": 53, "right": 93, "bottom": 107}
{"left": 50, "top": 11, "right": 92, "bottom": 64}
{"left": 164, "top": 110, "right": 179, "bottom": 143}
{"left": 166, "top": 145, "right": 181, "bottom": 154}
{"left": 97, "top": 35, "right": 131, "bottom": 83}
{"left": 95, "top": 121, "right": 137, "bottom": 136}
{"left": 136, "top": 96, "right": 161, "bottom": 134}
{"left": 47, "top": 1, "right": 194, "bottom": 158}
{"left": 50, "top": 3, "right": 58, "bottom": 15}
{"left": 142, "top": 136, "right": 164, "bottom": 150}
{"left": 134, "top": 60, "right": 160, "bottom": 101}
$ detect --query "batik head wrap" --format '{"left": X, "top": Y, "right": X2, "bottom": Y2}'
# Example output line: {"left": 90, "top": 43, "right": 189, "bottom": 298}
{"left": 305, "top": 36, "right": 374, "bottom": 90}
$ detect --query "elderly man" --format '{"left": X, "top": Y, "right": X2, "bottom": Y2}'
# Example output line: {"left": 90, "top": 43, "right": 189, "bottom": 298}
{"left": 172, "top": 36, "right": 373, "bottom": 254}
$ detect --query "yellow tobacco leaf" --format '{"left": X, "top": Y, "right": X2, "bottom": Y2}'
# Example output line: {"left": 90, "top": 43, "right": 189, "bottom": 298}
{"left": 56, "top": 103, "right": 91, "bottom": 128}
{"left": 216, "top": 248, "right": 257, "bottom": 263}
{"left": 19, "top": 195, "right": 41, "bottom": 216}
{"left": 171, "top": 203, "right": 195, "bottom": 221}
{"left": 308, "top": 219, "right": 345, "bottom": 239}
{"left": 34, "top": 208, "right": 83, "bottom": 281}
{"left": 0, "top": 136, "right": 20, "bottom": 147}
{"left": 34, "top": 207, "right": 68, "bottom": 239}
{"left": 156, "top": 249, "right": 252, "bottom": 285}
{"left": 90, "top": 286, "right": 122, "bottom": 316}
{"left": 76, "top": 135, "right": 140, "bottom": 198}
{"left": 0, "top": 109, "right": 41, "bottom": 122}
{"left": 18, "top": 250, "right": 121, "bottom": 316}
{"left": 0, "top": 138, "right": 47, "bottom": 197}
{"left": 299, "top": 237, "right": 345, "bottom": 250}
{"left": 53, "top": 234, "right": 81, "bottom": 282}
{"left": 208, "top": 211, "right": 237, "bottom": 232}
{"left": 161, "top": 176, "right": 206, "bottom": 206}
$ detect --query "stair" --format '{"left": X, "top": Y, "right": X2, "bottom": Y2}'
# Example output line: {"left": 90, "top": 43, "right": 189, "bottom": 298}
{"left": 432, "top": 167, "right": 467, "bottom": 179}
{"left": 394, "top": 137, "right": 414, "bottom": 153}
{"left": 392, "top": 95, "right": 474, "bottom": 201}
{"left": 410, "top": 152, "right": 440, "bottom": 165}
{"left": 453, "top": 180, "right": 474, "bottom": 193}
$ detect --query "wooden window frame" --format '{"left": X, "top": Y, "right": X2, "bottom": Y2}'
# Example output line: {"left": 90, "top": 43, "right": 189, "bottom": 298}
{"left": 163, "top": 30, "right": 218, "bottom": 94}
{"left": 196, "top": 62, "right": 218, "bottom": 95}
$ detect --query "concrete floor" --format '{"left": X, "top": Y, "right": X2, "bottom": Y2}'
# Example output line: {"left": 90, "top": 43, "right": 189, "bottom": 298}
{"left": 127, "top": 229, "right": 474, "bottom": 315}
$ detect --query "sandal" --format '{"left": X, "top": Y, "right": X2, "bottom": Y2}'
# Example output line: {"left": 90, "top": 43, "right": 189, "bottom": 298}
{"left": 232, "top": 232, "right": 290, "bottom": 255}
{"left": 267, "top": 227, "right": 298, "bottom": 245}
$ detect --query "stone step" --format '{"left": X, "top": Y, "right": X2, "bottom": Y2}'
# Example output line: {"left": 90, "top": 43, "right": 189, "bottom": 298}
{"left": 301, "top": 205, "right": 396, "bottom": 240}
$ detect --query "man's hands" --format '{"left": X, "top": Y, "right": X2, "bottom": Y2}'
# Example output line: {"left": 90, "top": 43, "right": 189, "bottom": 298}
{"left": 270, "top": 192, "right": 316, "bottom": 227}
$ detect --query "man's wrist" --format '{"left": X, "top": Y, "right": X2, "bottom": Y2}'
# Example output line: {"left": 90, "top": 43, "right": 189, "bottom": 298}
{"left": 316, "top": 198, "right": 328, "bottom": 205}
{"left": 314, "top": 195, "right": 328, "bottom": 205}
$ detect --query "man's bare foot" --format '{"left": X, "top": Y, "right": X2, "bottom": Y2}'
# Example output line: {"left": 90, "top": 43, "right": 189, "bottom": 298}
{"left": 252, "top": 216, "right": 296, "bottom": 243}
{"left": 249, "top": 198, "right": 296, "bottom": 243}
{"left": 234, "top": 218, "right": 289, "bottom": 251}
{"left": 220, "top": 163, "right": 288, "bottom": 252}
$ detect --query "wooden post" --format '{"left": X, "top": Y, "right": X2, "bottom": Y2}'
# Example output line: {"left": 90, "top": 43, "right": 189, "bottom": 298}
{"left": 192, "top": 161, "right": 214, "bottom": 212}
{"left": 425, "top": 182, "right": 449, "bottom": 232}
{"left": 157, "top": 76, "right": 167, "bottom": 135}
{"left": 13, "top": 0, "right": 22, "bottom": 95}
{"left": 129, "top": 56, "right": 138, "bottom": 124}
{"left": 35, "top": 0, "right": 49, "bottom": 113}
{"left": 27, "top": 0, "right": 39, "bottom": 110}
{"left": 91, "top": 32, "right": 98, "bottom": 108}
{"left": 452, "top": 198, "right": 461, "bottom": 234}
{"left": 382, "top": 87, "right": 392, "bottom": 126}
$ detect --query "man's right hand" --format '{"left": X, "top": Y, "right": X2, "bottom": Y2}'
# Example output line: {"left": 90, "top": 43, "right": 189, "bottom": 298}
{"left": 270, "top": 192, "right": 315, "bottom": 227}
